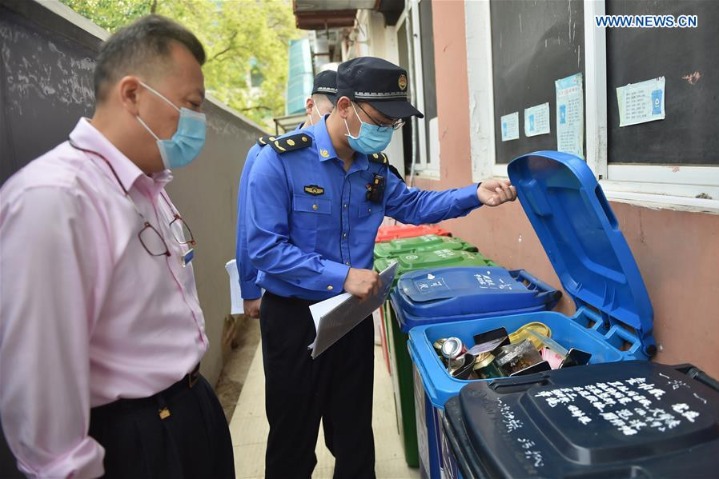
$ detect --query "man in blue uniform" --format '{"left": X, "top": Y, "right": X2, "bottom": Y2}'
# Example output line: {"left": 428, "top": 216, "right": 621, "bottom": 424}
{"left": 235, "top": 70, "right": 337, "bottom": 319}
{"left": 245, "top": 56, "right": 517, "bottom": 479}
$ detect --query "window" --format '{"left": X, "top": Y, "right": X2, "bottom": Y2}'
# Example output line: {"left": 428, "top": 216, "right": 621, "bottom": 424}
{"left": 591, "top": 0, "right": 719, "bottom": 204}
{"left": 467, "top": 0, "right": 719, "bottom": 209}
{"left": 397, "top": 0, "right": 439, "bottom": 178}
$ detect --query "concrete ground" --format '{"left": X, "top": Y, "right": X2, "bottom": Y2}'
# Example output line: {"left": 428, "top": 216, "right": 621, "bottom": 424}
{"left": 215, "top": 316, "right": 262, "bottom": 422}
{"left": 216, "top": 316, "right": 420, "bottom": 479}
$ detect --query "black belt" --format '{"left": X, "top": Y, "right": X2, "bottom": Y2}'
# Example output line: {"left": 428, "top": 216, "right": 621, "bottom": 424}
{"left": 91, "top": 364, "right": 201, "bottom": 419}
{"left": 264, "top": 290, "right": 320, "bottom": 306}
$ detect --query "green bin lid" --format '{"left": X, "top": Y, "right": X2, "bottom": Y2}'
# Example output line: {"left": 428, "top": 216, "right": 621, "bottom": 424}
{"left": 374, "top": 248, "right": 497, "bottom": 282}
{"left": 373, "top": 234, "right": 478, "bottom": 259}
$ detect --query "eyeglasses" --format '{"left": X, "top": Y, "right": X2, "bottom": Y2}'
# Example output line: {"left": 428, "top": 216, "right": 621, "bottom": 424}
{"left": 137, "top": 206, "right": 196, "bottom": 259}
{"left": 354, "top": 102, "right": 405, "bottom": 131}
{"left": 68, "top": 140, "right": 196, "bottom": 264}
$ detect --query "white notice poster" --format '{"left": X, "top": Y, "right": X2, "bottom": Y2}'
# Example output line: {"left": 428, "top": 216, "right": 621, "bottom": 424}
{"left": 617, "top": 77, "right": 666, "bottom": 127}
{"left": 500, "top": 112, "right": 519, "bottom": 142}
{"left": 524, "top": 102, "right": 551, "bottom": 137}
{"left": 555, "top": 73, "right": 584, "bottom": 158}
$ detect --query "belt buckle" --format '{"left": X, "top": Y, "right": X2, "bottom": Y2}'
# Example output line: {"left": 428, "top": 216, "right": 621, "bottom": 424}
{"left": 187, "top": 365, "right": 200, "bottom": 388}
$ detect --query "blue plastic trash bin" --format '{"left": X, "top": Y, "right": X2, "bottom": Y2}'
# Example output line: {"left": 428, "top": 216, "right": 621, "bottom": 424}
{"left": 390, "top": 266, "right": 560, "bottom": 478}
{"left": 408, "top": 151, "right": 656, "bottom": 479}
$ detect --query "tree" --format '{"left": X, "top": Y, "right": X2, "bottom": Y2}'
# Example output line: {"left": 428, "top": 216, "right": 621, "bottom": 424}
{"left": 60, "top": 0, "right": 303, "bottom": 129}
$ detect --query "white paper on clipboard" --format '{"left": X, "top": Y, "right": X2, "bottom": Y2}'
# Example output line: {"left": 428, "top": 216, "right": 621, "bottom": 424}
{"left": 309, "top": 262, "right": 398, "bottom": 359}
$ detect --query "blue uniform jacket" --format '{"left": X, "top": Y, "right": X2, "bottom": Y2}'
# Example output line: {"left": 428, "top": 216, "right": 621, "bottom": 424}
{"left": 236, "top": 125, "right": 305, "bottom": 300}
{"left": 246, "top": 117, "right": 482, "bottom": 301}
{"left": 235, "top": 140, "right": 265, "bottom": 300}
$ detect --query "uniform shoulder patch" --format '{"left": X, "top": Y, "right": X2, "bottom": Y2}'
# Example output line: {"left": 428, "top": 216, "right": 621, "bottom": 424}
{"left": 368, "top": 152, "right": 389, "bottom": 164}
{"left": 257, "top": 135, "right": 276, "bottom": 146}
{"left": 268, "top": 133, "right": 313, "bottom": 154}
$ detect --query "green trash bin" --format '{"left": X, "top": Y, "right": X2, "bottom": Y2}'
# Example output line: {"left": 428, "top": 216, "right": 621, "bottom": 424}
{"left": 375, "top": 236, "right": 477, "bottom": 394}
{"left": 374, "top": 248, "right": 496, "bottom": 468}
{"left": 374, "top": 234, "right": 477, "bottom": 259}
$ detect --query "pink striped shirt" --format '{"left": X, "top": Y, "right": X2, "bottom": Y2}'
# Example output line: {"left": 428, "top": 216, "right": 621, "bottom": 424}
{"left": 0, "top": 119, "right": 208, "bottom": 478}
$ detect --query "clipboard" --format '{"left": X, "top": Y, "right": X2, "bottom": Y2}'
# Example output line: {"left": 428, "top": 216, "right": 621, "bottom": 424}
{"left": 309, "top": 262, "right": 398, "bottom": 359}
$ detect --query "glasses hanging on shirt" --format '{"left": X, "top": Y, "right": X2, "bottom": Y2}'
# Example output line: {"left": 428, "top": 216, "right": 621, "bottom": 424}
{"left": 138, "top": 210, "right": 195, "bottom": 262}
{"left": 68, "top": 140, "right": 196, "bottom": 266}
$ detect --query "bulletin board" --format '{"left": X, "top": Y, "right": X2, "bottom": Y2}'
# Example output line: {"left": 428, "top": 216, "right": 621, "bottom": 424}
{"left": 606, "top": 0, "right": 719, "bottom": 166}
{"left": 489, "top": 0, "right": 585, "bottom": 164}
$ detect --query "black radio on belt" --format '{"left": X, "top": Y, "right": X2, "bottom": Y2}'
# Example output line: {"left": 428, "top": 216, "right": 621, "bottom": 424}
{"left": 366, "top": 174, "right": 385, "bottom": 203}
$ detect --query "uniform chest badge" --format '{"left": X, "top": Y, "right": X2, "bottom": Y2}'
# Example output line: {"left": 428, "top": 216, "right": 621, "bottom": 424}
{"left": 320, "top": 149, "right": 330, "bottom": 158}
{"left": 304, "top": 185, "right": 325, "bottom": 196}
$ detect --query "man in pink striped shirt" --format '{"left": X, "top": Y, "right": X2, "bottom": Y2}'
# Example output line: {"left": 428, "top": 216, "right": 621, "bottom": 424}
{"left": 0, "top": 15, "right": 233, "bottom": 479}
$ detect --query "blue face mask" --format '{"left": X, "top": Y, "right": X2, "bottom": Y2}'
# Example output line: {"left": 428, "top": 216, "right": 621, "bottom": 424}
{"left": 344, "top": 104, "right": 394, "bottom": 155}
{"left": 136, "top": 81, "right": 206, "bottom": 170}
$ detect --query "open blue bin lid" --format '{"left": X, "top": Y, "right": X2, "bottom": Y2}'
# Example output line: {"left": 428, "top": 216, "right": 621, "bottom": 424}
{"left": 508, "top": 151, "right": 655, "bottom": 353}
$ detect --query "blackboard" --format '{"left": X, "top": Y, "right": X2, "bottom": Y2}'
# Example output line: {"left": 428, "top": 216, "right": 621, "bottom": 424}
{"left": 607, "top": 0, "right": 719, "bottom": 166}
{"left": 1, "top": 4, "right": 98, "bottom": 475}
{"left": 490, "top": 0, "right": 585, "bottom": 164}
{"left": 0, "top": 5, "right": 97, "bottom": 186}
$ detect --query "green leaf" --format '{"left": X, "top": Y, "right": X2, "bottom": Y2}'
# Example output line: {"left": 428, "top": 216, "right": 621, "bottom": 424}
{"left": 60, "top": 0, "right": 305, "bottom": 129}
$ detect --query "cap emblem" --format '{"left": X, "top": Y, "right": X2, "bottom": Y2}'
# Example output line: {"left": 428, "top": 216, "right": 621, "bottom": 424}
{"left": 398, "top": 74, "right": 408, "bottom": 91}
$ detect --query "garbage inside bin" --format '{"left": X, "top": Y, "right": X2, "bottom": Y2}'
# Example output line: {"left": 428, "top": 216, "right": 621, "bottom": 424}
{"left": 432, "top": 322, "right": 591, "bottom": 382}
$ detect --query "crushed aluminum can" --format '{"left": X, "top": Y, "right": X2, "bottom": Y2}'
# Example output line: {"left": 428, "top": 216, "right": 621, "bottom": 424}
{"left": 440, "top": 337, "right": 466, "bottom": 361}
{"left": 433, "top": 338, "right": 447, "bottom": 356}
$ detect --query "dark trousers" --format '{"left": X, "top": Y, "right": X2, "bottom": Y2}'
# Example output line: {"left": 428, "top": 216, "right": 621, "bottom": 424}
{"left": 89, "top": 374, "right": 234, "bottom": 479}
{"left": 260, "top": 292, "right": 376, "bottom": 479}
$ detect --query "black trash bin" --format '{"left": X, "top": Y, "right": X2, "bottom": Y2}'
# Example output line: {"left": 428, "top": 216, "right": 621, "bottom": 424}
{"left": 442, "top": 361, "right": 719, "bottom": 478}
